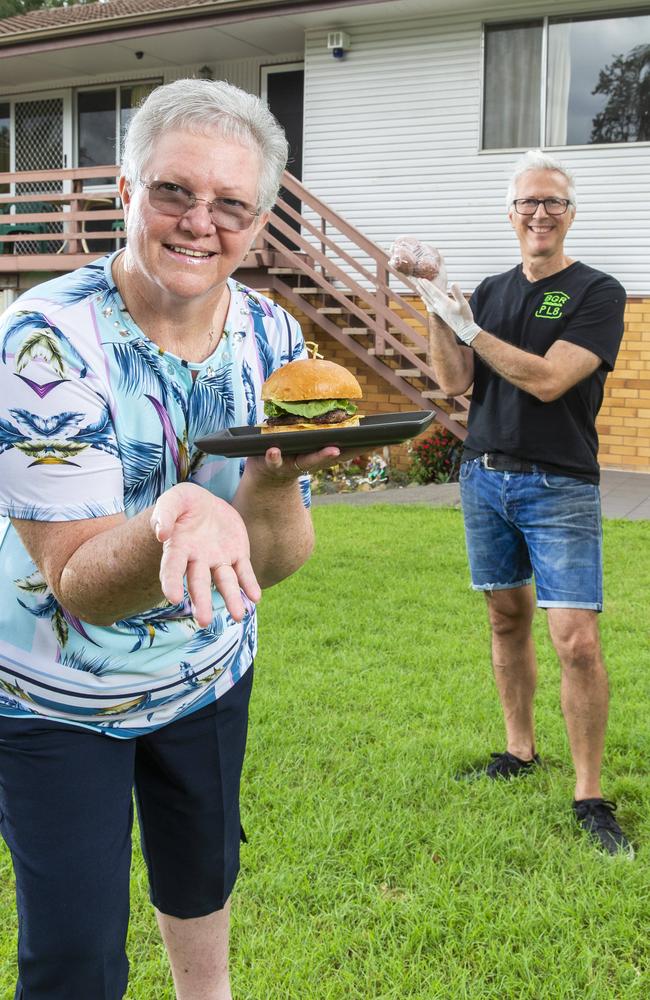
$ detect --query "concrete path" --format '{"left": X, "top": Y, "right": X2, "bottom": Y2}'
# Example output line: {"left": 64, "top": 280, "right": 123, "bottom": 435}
{"left": 312, "top": 468, "right": 650, "bottom": 520}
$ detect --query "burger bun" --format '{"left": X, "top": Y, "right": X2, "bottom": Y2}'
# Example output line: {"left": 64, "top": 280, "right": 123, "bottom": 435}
{"left": 261, "top": 358, "right": 362, "bottom": 402}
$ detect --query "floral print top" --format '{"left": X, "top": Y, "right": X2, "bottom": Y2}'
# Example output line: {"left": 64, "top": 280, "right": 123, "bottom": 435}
{"left": 0, "top": 251, "right": 308, "bottom": 738}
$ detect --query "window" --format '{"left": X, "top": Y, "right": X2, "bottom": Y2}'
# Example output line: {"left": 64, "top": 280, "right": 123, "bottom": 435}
{"left": 120, "top": 84, "right": 160, "bottom": 138}
{"left": 76, "top": 81, "right": 160, "bottom": 180}
{"left": 483, "top": 11, "right": 650, "bottom": 148}
{"left": 78, "top": 89, "right": 116, "bottom": 168}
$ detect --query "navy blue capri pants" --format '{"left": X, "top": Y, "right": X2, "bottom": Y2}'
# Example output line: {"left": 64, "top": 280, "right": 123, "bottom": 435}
{"left": 0, "top": 666, "right": 253, "bottom": 1000}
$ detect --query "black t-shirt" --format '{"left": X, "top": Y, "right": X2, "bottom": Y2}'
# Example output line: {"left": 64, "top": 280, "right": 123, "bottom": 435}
{"left": 463, "top": 261, "right": 626, "bottom": 483}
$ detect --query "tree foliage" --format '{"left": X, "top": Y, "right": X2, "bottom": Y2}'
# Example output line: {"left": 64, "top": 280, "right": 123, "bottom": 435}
{"left": 590, "top": 43, "right": 650, "bottom": 143}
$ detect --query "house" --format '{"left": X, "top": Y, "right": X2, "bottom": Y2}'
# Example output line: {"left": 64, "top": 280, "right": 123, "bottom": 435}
{"left": 0, "top": 0, "right": 648, "bottom": 471}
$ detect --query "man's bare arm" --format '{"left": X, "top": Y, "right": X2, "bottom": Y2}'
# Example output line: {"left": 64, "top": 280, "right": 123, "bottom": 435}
{"left": 470, "top": 332, "right": 601, "bottom": 402}
{"left": 418, "top": 278, "right": 602, "bottom": 401}
{"left": 425, "top": 312, "right": 475, "bottom": 396}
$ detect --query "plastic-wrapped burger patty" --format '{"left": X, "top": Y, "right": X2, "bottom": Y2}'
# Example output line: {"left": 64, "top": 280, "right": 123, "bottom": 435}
{"left": 388, "top": 236, "right": 443, "bottom": 281}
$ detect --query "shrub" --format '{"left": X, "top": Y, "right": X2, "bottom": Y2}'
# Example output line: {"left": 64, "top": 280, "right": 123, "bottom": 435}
{"left": 409, "top": 427, "right": 462, "bottom": 484}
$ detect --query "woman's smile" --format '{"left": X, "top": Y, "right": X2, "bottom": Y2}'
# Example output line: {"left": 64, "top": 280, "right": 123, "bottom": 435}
{"left": 163, "top": 242, "right": 219, "bottom": 261}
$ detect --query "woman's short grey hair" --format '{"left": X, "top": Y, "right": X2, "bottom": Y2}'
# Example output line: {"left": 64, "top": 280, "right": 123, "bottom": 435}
{"left": 121, "top": 78, "right": 289, "bottom": 212}
{"left": 506, "top": 149, "right": 576, "bottom": 210}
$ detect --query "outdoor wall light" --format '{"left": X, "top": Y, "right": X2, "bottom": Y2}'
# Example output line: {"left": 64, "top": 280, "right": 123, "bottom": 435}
{"left": 327, "top": 30, "right": 351, "bottom": 60}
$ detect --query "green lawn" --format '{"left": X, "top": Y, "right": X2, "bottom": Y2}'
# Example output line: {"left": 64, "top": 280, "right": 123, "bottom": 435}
{"left": 2, "top": 506, "right": 650, "bottom": 998}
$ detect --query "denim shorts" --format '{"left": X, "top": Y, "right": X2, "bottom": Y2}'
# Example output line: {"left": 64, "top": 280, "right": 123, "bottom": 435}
{"left": 459, "top": 458, "right": 603, "bottom": 611}
{"left": 0, "top": 666, "right": 253, "bottom": 1000}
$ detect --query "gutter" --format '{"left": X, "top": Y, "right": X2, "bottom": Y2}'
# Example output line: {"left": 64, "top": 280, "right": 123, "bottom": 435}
{"left": 0, "top": 0, "right": 387, "bottom": 56}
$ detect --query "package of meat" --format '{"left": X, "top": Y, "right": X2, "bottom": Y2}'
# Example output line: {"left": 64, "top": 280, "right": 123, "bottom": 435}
{"left": 388, "top": 236, "right": 443, "bottom": 281}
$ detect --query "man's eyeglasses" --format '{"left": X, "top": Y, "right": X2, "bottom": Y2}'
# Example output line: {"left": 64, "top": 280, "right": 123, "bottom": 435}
{"left": 141, "top": 180, "right": 260, "bottom": 232}
{"left": 512, "top": 198, "right": 572, "bottom": 216}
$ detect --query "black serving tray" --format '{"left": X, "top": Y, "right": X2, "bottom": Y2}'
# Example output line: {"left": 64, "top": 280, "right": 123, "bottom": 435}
{"left": 196, "top": 410, "right": 436, "bottom": 458}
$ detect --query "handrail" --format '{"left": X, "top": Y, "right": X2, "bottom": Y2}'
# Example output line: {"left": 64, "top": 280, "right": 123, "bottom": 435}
{"left": 0, "top": 164, "right": 120, "bottom": 185}
{"left": 276, "top": 172, "right": 426, "bottom": 323}
{"left": 0, "top": 164, "right": 122, "bottom": 257}
{"left": 263, "top": 173, "right": 470, "bottom": 426}
{"left": 264, "top": 216, "right": 440, "bottom": 381}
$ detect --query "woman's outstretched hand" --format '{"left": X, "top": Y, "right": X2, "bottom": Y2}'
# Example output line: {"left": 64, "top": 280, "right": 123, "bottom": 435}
{"left": 151, "top": 483, "right": 261, "bottom": 627}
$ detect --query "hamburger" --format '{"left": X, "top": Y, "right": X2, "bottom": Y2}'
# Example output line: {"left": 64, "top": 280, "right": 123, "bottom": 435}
{"left": 261, "top": 358, "right": 362, "bottom": 432}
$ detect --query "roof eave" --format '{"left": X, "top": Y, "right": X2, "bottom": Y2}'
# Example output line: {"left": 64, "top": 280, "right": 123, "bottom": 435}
{"left": 0, "top": 0, "right": 358, "bottom": 52}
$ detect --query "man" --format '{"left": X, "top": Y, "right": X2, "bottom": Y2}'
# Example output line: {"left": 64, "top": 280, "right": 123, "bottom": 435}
{"left": 415, "top": 149, "right": 631, "bottom": 856}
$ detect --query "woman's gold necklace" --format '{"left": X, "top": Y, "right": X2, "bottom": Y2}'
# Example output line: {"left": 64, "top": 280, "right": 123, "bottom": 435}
{"left": 115, "top": 255, "right": 219, "bottom": 357}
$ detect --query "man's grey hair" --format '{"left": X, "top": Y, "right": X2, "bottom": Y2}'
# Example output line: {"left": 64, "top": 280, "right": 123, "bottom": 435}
{"left": 121, "top": 78, "right": 289, "bottom": 212}
{"left": 506, "top": 149, "right": 576, "bottom": 210}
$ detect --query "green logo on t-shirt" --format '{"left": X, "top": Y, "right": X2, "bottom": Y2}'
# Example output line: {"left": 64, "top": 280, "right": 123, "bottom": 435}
{"left": 535, "top": 291, "right": 570, "bottom": 319}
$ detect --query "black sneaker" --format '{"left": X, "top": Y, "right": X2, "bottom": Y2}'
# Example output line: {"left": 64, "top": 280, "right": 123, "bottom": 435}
{"left": 457, "top": 750, "right": 541, "bottom": 781}
{"left": 573, "top": 798, "right": 634, "bottom": 858}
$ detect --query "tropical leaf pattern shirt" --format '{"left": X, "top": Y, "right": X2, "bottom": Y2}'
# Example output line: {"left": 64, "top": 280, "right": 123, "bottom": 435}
{"left": 0, "top": 251, "right": 309, "bottom": 738}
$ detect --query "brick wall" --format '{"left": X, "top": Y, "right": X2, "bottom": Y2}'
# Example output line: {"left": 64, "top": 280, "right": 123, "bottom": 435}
{"left": 597, "top": 296, "right": 650, "bottom": 473}
{"left": 270, "top": 291, "right": 650, "bottom": 476}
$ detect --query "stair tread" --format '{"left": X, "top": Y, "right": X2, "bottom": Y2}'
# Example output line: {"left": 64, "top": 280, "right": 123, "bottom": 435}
{"left": 395, "top": 368, "right": 422, "bottom": 376}
{"left": 422, "top": 390, "right": 447, "bottom": 399}
{"left": 341, "top": 327, "right": 369, "bottom": 335}
{"left": 368, "top": 347, "right": 426, "bottom": 357}
{"left": 388, "top": 326, "right": 425, "bottom": 334}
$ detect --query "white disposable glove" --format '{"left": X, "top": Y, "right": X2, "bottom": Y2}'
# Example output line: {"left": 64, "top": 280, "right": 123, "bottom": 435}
{"left": 414, "top": 280, "right": 481, "bottom": 346}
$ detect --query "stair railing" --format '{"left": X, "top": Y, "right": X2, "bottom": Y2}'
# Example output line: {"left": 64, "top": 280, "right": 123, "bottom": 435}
{"left": 264, "top": 171, "right": 469, "bottom": 434}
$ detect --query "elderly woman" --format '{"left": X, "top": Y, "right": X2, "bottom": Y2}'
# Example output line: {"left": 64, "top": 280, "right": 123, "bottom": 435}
{"left": 0, "top": 79, "right": 348, "bottom": 1000}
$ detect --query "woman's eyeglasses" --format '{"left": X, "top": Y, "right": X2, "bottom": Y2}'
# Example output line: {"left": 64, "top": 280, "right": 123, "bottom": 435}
{"left": 511, "top": 198, "right": 572, "bottom": 216}
{"left": 141, "top": 180, "right": 260, "bottom": 232}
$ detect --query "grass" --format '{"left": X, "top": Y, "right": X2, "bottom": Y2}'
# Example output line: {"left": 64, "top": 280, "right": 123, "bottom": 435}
{"left": 2, "top": 505, "right": 650, "bottom": 998}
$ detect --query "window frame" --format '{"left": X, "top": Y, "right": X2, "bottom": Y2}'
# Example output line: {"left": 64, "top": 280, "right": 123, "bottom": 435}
{"left": 480, "top": 7, "right": 650, "bottom": 153}
{"left": 74, "top": 78, "right": 163, "bottom": 171}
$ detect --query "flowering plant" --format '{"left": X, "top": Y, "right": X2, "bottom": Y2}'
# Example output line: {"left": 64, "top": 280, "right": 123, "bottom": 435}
{"left": 409, "top": 427, "right": 461, "bottom": 484}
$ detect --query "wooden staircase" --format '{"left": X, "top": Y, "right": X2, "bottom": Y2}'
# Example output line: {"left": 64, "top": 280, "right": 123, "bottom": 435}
{"left": 0, "top": 164, "right": 470, "bottom": 438}
{"left": 261, "top": 172, "right": 469, "bottom": 439}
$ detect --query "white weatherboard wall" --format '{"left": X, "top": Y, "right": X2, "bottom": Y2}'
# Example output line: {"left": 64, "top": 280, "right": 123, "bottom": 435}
{"left": 302, "top": 1, "right": 650, "bottom": 297}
